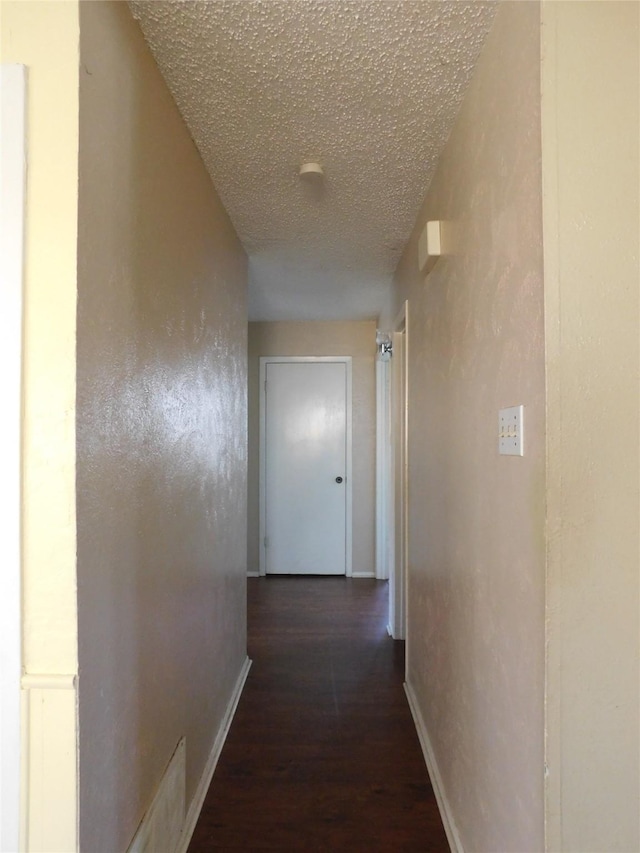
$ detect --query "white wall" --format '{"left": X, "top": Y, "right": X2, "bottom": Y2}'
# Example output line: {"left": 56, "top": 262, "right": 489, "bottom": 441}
{"left": 542, "top": 3, "right": 640, "bottom": 850}
{"left": 248, "top": 321, "right": 377, "bottom": 577}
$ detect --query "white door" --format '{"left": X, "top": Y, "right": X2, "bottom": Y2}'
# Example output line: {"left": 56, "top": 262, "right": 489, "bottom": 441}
{"left": 261, "top": 359, "right": 351, "bottom": 575}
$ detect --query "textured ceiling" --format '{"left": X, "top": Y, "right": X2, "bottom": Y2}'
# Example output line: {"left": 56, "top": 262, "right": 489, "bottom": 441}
{"left": 129, "top": 0, "right": 497, "bottom": 321}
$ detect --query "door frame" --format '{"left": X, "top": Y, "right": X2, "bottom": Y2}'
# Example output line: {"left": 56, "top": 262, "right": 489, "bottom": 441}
{"left": 375, "top": 354, "right": 391, "bottom": 581}
{"left": 1, "top": 63, "right": 26, "bottom": 853}
{"left": 389, "top": 302, "right": 409, "bottom": 645}
{"left": 259, "top": 356, "right": 353, "bottom": 578}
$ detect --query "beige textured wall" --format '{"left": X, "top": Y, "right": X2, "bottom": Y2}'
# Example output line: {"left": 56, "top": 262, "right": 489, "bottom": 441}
{"left": 248, "top": 321, "right": 377, "bottom": 576}
{"left": 76, "top": 4, "right": 248, "bottom": 851}
{"left": 542, "top": 3, "right": 640, "bottom": 850}
{"left": 391, "top": 4, "right": 545, "bottom": 851}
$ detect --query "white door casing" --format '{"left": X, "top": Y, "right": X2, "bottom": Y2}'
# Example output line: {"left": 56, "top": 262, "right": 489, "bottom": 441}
{"left": 375, "top": 355, "right": 391, "bottom": 581}
{"left": 259, "top": 357, "right": 352, "bottom": 576}
{"left": 0, "top": 64, "right": 26, "bottom": 853}
{"left": 389, "top": 302, "right": 409, "bottom": 646}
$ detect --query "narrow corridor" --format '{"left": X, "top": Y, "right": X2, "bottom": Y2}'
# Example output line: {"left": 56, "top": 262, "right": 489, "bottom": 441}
{"left": 188, "top": 577, "right": 449, "bottom": 851}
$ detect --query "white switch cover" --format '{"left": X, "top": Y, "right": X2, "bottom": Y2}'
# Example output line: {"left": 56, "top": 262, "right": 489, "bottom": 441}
{"left": 499, "top": 405, "right": 524, "bottom": 456}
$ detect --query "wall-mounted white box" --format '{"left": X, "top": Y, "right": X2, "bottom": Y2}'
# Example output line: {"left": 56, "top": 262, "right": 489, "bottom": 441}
{"left": 499, "top": 405, "right": 524, "bottom": 456}
{"left": 418, "top": 220, "right": 442, "bottom": 273}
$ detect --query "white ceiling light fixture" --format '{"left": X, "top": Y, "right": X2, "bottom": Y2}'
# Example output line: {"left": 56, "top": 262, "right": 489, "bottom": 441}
{"left": 298, "top": 162, "right": 324, "bottom": 179}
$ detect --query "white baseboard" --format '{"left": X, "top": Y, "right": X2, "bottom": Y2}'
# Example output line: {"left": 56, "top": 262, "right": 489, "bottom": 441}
{"left": 128, "top": 738, "right": 186, "bottom": 853}
{"left": 404, "top": 680, "right": 463, "bottom": 853}
{"left": 351, "top": 572, "right": 375, "bottom": 579}
{"left": 246, "top": 572, "right": 260, "bottom": 578}
{"left": 177, "top": 656, "right": 252, "bottom": 853}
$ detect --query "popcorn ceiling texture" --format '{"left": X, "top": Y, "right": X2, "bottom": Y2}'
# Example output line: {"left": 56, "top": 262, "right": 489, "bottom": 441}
{"left": 129, "top": 0, "right": 497, "bottom": 321}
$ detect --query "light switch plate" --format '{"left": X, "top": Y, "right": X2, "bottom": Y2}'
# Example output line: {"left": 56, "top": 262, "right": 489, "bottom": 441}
{"left": 499, "top": 405, "right": 524, "bottom": 456}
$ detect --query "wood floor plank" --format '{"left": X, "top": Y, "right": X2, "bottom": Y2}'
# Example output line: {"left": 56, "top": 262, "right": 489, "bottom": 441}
{"left": 188, "top": 577, "right": 449, "bottom": 851}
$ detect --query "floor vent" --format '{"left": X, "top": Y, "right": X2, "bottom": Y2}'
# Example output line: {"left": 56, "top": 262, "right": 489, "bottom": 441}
{"left": 128, "top": 738, "right": 186, "bottom": 853}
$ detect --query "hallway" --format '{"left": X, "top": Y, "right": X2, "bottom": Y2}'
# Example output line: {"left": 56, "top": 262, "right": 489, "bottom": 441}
{"left": 188, "top": 578, "right": 449, "bottom": 851}
{"left": 3, "top": 2, "right": 638, "bottom": 849}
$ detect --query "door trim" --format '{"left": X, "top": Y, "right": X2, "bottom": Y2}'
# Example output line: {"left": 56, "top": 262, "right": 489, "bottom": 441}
{"left": 259, "top": 357, "right": 353, "bottom": 578}
{"left": 389, "top": 302, "right": 409, "bottom": 646}
{"left": 375, "top": 355, "right": 391, "bottom": 580}
{"left": 1, "top": 63, "right": 26, "bottom": 853}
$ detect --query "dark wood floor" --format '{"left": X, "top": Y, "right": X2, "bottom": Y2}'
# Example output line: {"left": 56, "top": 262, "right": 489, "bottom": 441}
{"left": 188, "top": 577, "right": 449, "bottom": 851}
